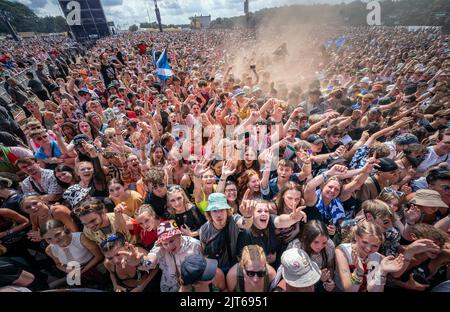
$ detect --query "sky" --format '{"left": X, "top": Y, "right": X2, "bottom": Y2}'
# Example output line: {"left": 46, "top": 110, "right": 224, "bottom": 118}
{"left": 12, "top": 0, "right": 357, "bottom": 28}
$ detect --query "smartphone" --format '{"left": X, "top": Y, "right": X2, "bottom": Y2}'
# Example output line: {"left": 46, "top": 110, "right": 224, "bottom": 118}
{"left": 340, "top": 134, "right": 352, "bottom": 145}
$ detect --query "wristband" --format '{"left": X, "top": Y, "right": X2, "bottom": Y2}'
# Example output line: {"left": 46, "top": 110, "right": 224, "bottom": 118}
{"left": 243, "top": 215, "right": 253, "bottom": 219}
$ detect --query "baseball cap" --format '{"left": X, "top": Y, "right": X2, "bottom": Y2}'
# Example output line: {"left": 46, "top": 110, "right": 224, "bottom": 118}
{"left": 281, "top": 248, "right": 321, "bottom": 288}
{"left": 378, "top": 157, "right": 399, "bottom": 172}
{"left": 78, "top": 87, "right": 90, "bottom": 94}
{"left": 410, "top": 190, "right": 447, "bottom": 208}
{"left": 181, "top": 255, "right": 218, "bottom": 285}
{"left": 393, "top": 133, "right": 419, "bottom": 145}
{"left": 288, "top": 123, "right": 299, "bottom": 132}
{"left": 233, "top": 88, "right": 245, "bottom": 97}
{"left": 307, "top": 134, "right": 324, "bottom": 145}
{"left": 206, "top": 193, "right": 231, "bottom": 212}
{"left": 360, "top": 77, "right": 372, "bottom": 84}
{"left": 156, "top": 220, "right": 182, "bottom": 245}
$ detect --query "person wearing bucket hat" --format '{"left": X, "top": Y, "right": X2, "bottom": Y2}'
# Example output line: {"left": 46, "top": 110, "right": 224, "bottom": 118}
{"left": 199, "top": 192, "right": 254, "bottom": 273}
{"left": 130, "top": 220, "right": 203, "bottom": 292}
{"left": 179, "top": 254, "right": 226, "bottom": 292}
{"left": 275, "top": 248, "right": 321, "bottom": 292}
{"left": 406, "top": 189, "right": 447, "bottom": 226}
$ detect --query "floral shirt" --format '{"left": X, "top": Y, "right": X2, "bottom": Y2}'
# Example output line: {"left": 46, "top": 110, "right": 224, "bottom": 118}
{"left": 21, "top": 169, "right": 63, "bottom": 196}
{"left": 349, "top": 145, "right": 369, "bottom": 170}
{"left": 147, "top": 235, "right": 202, "bottom": 292}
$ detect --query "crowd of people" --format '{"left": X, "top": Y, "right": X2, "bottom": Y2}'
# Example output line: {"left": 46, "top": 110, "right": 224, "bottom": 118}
{"left": 0, "top": 25, "right": 449, "bottom": 293}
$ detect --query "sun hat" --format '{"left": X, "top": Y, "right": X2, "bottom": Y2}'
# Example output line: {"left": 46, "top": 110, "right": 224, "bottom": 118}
{"left": 410, "top": 189, "right": 447, "bottom": 208}
{"left": 206, "top": 193, "right": 231, "bottom": 212}
{"left": 281, "top": 248, "right": 321, "bottom": 288}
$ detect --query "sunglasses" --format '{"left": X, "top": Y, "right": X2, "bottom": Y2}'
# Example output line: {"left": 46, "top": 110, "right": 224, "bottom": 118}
{"left": 188, "top": 160, "right": 198, "bottom": 164}
{"left": 152, "top": 183, "right": 167, "bottom": 189}
{"left": 440, "top": 185, "right": 450, "bottom": 193}
{"left": 245, "top": 270, "right": 266, "bottom": 278}
{"left": 101, "top": 233, "right": 119, "bottom": 249}
{"left": 380, "top": 187, "right": 404, "bottom": 198}
{"left": 73, "top": 203, "right": 102, "bottom": 216}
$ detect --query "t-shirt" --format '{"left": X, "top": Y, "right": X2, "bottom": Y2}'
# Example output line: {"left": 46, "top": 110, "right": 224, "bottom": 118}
{"left": 130, "top": 219, "right": 158, "bottom": 250}
{"left": 356, "top": 176, "right": 381, "bottom": 202}
{"left": 236, "top": 215, "right": 282, "bottom": 266}
{"left": 199, "top": 214, "right": 244, "bottom": 272}
{"left": 416, "top": 146, "right": 450, "bottom": 173}
{"left": 171, "top": 206, "right": 206, "bottom": 233}
{"left": 110, "top": 190, "right": 143, "bottom": 217}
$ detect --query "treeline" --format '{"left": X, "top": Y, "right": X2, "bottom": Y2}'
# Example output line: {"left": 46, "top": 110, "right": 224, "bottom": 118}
{"left": 210, "top": 0, "right": 450, "bottom": 29}
{"left": 0, "top": 0, "right": 68, "bottom": 34}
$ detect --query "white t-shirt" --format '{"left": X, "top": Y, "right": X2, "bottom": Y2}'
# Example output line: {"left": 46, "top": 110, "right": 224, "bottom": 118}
{"left": 416, "top": 146, "right": 450, "bottom": 173}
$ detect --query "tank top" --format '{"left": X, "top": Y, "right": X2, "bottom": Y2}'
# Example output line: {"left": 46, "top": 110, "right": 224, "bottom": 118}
{"left": 196, "top": 185, "right": 217, "bottom": 214}
{"left": 334, "top": 243, "right": 382, "bottom": 292}
{"left": 50, "top": 232, "right": 93, "bottom": 266}
{"left": 235, "top": 265, "right": 270, "bottom": 292}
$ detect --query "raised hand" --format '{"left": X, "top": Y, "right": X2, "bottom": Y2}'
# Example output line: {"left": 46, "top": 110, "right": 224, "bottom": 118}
{"left": 239, "top": 190, "right": 256, "bottom": 218}
{"left": 179, "top": 224, "right": 193, "bottom": 237}
{"left": 81, "top": 140, "right": 98, "bottom": 158}
{"left": 380, "top": 254, "right": 405, "bottom": 274}
{"left": 221, "top": 160, "right": 236, "bottom": 177}
{"left": 117, "top": 242, "right": 145, "bottom": 267}
{"left": 404, "top": 239, "right": 441, "bottom": 259}
{"left": 404, "top": 205, "right": 421, "bottom": 225}
{"left": 193, "top": 157, "right": 210, "bottom": 177}
{"left": 328, "top": 164, "right": 348, "bottom": 177}
{"left": 289, "top": 205, "right": 307, "bottom": 223}
{"left": 114, "top": 202, "right": 127, "bottom": 214}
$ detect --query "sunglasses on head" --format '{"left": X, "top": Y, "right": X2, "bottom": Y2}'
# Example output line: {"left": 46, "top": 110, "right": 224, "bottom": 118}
{"left": 167, "top": 185, "right": 182, "bottom": 192}
{"left": 245, "top": 270, "right": 266, "bottom": 278}
{"left": 34, "top": 134, "right": 48, "bottom": 141}
{"left": 101, "top": 233, "right": 119, "bottom": 249}
{"left": 73, "top": 203, "right": 102, "bottom": 216}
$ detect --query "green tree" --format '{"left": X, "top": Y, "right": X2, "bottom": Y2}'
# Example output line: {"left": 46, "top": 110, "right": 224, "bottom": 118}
{"left": 129, "top": 24, "right": 138, "bottom": 32}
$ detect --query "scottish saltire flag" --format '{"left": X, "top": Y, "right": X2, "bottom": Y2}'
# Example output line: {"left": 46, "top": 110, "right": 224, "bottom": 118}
{"left": 155, "top": 49, "right": 173, "bottom": 81}
{"left": 151, "top": 48, "right": 157, "bottom": 67}
{"left": 335, "top": 36, "right": 346, "bottom": 49}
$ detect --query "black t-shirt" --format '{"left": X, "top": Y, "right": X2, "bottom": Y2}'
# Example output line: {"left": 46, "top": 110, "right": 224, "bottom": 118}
{"left": 171, "top": 206, "right": 206, "bottom": 233}
{"left": 236, "top": 215, "right": 282, "bottom": 268}
{"left": 320, "top": 141, "right": 342, "bottom": 154}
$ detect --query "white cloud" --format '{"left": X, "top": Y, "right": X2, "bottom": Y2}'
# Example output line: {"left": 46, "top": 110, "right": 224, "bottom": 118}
{"left": 11, "top": 0, "right": 357, "bottom": 26}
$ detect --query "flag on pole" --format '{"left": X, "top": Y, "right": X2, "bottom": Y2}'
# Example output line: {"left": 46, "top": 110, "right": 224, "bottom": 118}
{"left": 151, "top": 47, "right": 157, "bottom": 67}
{"left": 155, "top": 49, "right": 173, "bottom": 81}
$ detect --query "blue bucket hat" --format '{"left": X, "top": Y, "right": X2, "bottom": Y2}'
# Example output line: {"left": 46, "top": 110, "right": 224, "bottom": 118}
{"left": 206, "top": 193, "right": 231, "bottom": 212}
